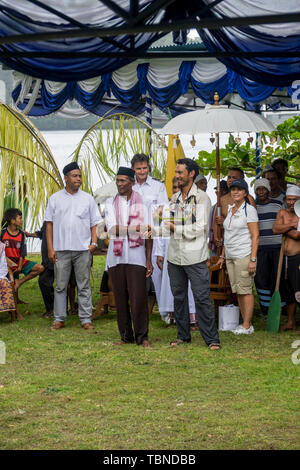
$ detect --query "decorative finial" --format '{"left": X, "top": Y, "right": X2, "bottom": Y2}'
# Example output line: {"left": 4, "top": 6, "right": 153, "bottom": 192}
{"left": 190, "top": 135, "right": 196, "bottom": 147}
{"left": 214, "top": 92, "right": 219, "bottom": 106}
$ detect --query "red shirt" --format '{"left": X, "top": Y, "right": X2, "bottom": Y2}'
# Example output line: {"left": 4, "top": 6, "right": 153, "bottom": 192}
{"left": 1, "top": 229, "right": 29, "bottom": 270}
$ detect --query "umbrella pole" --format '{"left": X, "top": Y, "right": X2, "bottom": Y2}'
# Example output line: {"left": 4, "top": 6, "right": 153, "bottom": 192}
{"left": 213, "top": 92, "right": 222, "bottom": 253}
{"left": 215, "top": 132, "right": 222, "bottom": 254}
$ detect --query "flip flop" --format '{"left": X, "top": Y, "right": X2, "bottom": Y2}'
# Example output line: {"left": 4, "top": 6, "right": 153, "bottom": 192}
{"left": 170, "top": 339, "right": 190, "bottom": 346}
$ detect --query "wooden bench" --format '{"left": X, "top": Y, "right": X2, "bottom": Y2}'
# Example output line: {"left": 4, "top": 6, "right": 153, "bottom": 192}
{"left": 209, "top": 256, "right": 231, "bottom": 316}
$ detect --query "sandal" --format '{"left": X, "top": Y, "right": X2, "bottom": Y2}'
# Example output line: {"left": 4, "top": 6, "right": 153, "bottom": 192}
{"left": 170, "top": 339, "right": 190, "bottom": 346}
{"left": 208, "top": 343, "right": 221, "bottom": 350}
{"left": 42, "top": 311, "right": 53, "bottom": 319}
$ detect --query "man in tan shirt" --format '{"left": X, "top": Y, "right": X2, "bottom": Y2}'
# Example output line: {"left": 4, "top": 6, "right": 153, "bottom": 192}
{"left": 163, "top": 158, "right": 220, "bottom": 350}
{"left": 273, "top": 186, "right": 300, "bottom": 330}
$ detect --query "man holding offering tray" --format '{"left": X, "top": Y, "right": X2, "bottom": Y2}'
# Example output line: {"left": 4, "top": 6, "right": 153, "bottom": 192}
{"left": 161, "top": 158, "right": 221, "bottom": 349}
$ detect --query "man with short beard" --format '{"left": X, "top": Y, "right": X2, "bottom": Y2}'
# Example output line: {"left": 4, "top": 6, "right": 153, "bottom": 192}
{"left": 273, "top": 186, "right": 300, "bottom": 330}
{"left": 162, "top": 158, "right": 220, "bottom": 349}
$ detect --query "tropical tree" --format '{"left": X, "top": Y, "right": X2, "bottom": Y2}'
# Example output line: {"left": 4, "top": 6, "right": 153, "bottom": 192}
{"left": 196, "top": 115, "right": 300, "bottom": 182}
{"left": 0, "top": 103, "right": 63, "bottom": 229}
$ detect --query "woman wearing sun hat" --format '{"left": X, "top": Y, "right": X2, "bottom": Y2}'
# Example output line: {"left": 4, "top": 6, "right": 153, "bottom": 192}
{"left": 217, "top": 179, "right": 259, "bottom": 335}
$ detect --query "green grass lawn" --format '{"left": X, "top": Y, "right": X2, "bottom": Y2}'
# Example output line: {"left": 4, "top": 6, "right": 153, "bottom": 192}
{"left": 0, "top": 255, "right": 299, "bottom": 450}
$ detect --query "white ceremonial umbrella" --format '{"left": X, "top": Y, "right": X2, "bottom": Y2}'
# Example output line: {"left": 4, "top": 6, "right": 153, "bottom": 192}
{"left": 160, "top": 94, "right": 275, "bottom": 226}
{"left": 294, "top": 199, "right": 300, "bottom": 218}
{"left": 94, "top": 181, "right": 117, "bottom": 206}
{"left": 161, "top": 104, "right": 275, "bottom": 135}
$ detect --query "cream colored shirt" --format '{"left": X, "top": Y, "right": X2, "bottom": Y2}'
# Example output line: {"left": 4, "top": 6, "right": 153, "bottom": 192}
{"left": 166, "top": 183, "right": 211, "bottom": 266}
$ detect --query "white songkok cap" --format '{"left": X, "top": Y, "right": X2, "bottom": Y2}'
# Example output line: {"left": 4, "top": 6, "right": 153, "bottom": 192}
{"left": 286, "top": 185, "right": 300, "bottom": 197}
{"left": 254, "top": 178, "right": 271, "bottom": 193}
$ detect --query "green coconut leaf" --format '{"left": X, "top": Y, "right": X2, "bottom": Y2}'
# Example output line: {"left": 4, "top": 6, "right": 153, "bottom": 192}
{"left": 0, "top": 103, "right": 63, "bottom": 229}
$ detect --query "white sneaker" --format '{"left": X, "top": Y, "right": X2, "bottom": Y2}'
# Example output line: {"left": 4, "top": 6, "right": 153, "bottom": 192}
{"left": 232, "top": 325, "right": 254, "bottom": 335}
{"left": 162, "top": 314, "right": 171, "bottom": 325}
{"left": 232, "top": 324, "right": 244, "bottom": 332}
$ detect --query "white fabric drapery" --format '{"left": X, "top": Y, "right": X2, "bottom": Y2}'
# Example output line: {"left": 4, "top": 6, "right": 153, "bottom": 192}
{"left": 0, "top": 0, "right": 152, "bottom": 26}
{"left": 191, "top": 58, "right": 227, "bottom": 83}
{"left": 203, "top": 0, "right": 300, "bottom": 36}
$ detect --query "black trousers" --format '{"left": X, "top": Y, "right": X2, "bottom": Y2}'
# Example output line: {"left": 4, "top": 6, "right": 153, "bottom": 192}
{"left": 108, "top": 264, "right": 148, "bottom": 345}
{"left": 255, "top": 247, "right": 282, "bottom": 314}
{"left": 100, "top": 270, "right": 109, "bottom": 293}
{"left": 168, "top": 261, "right": 220, "bottom": 346}
{"left": 38, "top": 265, "right": 54, "bottom": 312}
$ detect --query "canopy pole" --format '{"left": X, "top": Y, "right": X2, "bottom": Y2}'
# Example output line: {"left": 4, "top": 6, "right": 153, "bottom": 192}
{"left": 145, "top": 91, "right": 152, "bottom": 163}
{"left": 255, "top": 132, "right": 261, "bottom": 179}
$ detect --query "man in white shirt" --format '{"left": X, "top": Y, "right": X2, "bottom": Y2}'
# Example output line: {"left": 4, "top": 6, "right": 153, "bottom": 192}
{"left": 131, "top": 153, "right": 168, "bottom": 311}
{"left": 105, "top": 166, "right": 153, "bottom": 347}
{"left": 45, "top": 162, "right": 101, "bottom": 330}
{"left": 164, "top": 158, "right": 221, "bottom": 349}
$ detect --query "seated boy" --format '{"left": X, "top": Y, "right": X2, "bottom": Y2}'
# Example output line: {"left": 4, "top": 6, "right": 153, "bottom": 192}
{"left": 1, "top": 208, "right": 44, "bottom": 297}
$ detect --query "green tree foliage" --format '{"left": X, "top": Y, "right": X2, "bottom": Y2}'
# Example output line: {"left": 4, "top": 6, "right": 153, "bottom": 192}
{"left": 196, "top": 116, "right": 300, "bottom": 182}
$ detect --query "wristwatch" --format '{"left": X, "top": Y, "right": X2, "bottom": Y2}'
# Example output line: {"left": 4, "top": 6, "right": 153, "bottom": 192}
{"left": 91, "top": 242, "right": 98, "bottom": 247}
{"left": 250, "top": 257, "right": 257, "bottom": 262}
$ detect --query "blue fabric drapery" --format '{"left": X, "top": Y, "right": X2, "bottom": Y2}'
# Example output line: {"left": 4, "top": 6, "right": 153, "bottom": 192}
{"left": 12, "top": 58, "right": 296, "bottom": 118}
{"left": 137, "top": 61, "right": 191, "bottom": 108}
{"left": 193, "top": 1, "right": 300, "bottom": 87}
{"left": 1, "top": 1, "right": 299, "bottom": 86}
{"left": 199, "top": 27, "right": 300, "bottom": 87}
{"left": 0, "top": 1, "right": 166, "bottom": 81}
{"left": 191, "top": 68, "right": 236, "bottom": 103}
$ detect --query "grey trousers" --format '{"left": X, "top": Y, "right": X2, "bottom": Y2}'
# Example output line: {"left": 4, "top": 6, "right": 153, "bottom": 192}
{"left": 54, "top": 250, "right": 92, "bottom": 325}
{"left": 167, "top": 261, "right": 220, "bottom": 346}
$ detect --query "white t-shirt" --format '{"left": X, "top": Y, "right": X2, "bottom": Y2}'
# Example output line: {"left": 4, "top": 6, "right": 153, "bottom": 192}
{"left": 44, "top": 189, "right": 101, "bottom": 251}
{"left": 224, "top": 203, "right": 258, "bottom": 259}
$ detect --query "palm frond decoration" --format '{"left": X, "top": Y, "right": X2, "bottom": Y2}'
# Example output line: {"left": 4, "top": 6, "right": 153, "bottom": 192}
{"left": 72, "top": 113, "right": 167, "bottom": 189}
{"left": 0, "top": 103, "right": 63, "bottom": 229}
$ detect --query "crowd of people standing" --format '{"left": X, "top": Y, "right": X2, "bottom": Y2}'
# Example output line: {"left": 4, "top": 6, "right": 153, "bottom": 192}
{"left": 0, "top": 155, "right": 299, "bottom": 346}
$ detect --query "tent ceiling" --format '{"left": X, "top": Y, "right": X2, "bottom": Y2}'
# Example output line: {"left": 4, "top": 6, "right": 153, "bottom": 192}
{"left": 0, "top": 1, "right": 299, "bottom": 117}
{"left": 0, "top": 2, "right": 299, "bottom": 71}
